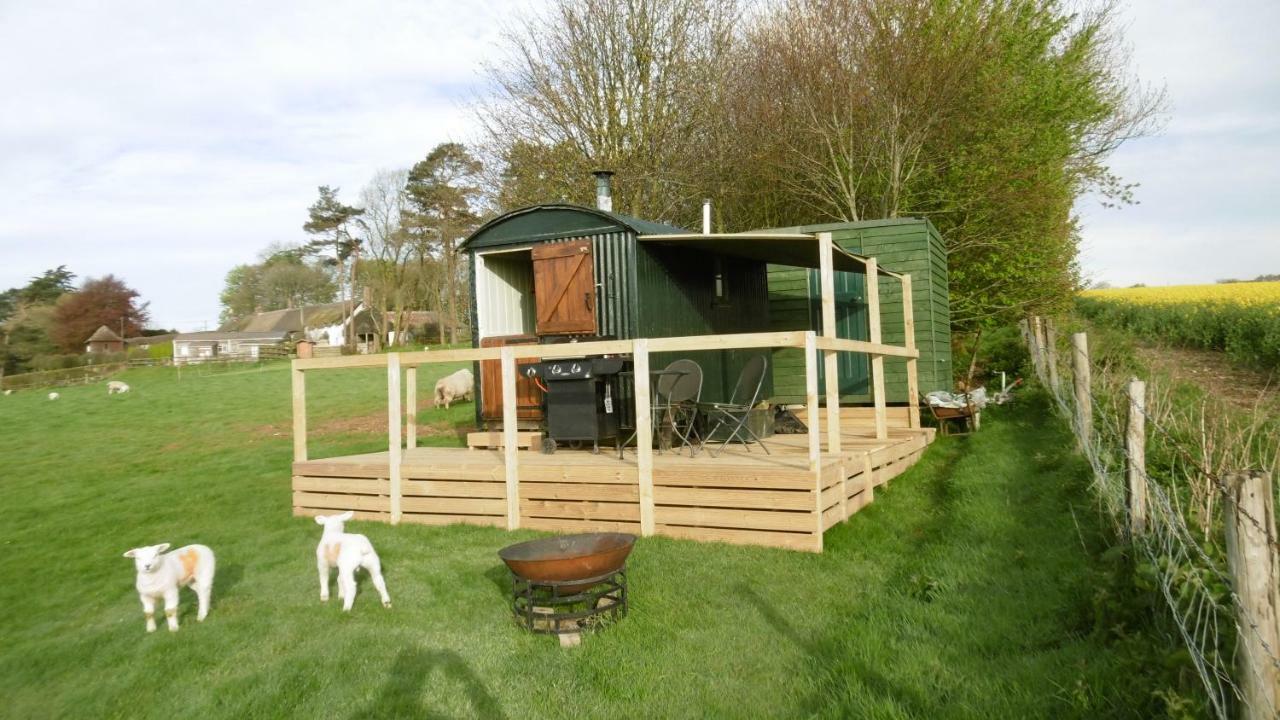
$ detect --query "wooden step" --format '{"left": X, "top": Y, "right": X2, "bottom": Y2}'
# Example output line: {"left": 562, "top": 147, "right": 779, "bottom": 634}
{"left": 466, "top": 431, "right": 543, "bottom": 450}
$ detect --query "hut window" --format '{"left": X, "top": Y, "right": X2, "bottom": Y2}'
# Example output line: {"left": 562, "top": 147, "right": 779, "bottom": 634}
{"left": 713, "top": 257, "right": 728, "bottom": 304}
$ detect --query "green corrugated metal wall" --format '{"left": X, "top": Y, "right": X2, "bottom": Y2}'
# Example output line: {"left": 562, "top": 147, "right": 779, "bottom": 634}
{"left": 765, "top": 218, "right": 951, "bottom": 405}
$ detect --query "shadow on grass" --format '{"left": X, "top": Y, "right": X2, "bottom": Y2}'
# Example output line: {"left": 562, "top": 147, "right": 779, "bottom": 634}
{"left": 739, "top": 583, "right": 929, "bottom": 716}
{"left": 349, "top": 647, "right": 506, "bottom": 720}
{"left": 483, "top": 564, "right": 511, "bottom": 597}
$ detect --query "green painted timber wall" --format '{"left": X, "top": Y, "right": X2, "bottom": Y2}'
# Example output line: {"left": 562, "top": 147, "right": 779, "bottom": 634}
{"left": 635, "top": 244, "right": 773, "bottom": 403}
{"left": 764, "top": 217, "right": 951, "bottom": 405}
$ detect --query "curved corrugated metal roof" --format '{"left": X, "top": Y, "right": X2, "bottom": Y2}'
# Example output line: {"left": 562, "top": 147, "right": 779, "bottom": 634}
{"left": 461, "top": 203, "right": 686, "bottom": 250}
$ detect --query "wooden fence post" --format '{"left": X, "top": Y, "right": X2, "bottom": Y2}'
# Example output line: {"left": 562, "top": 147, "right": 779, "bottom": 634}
{"left": 405, "top": 365, "right": 417, "bottom": 450}
{"left": 1224, "top": 471, "right": 1280, "bottom": 720}
{"left": 387, "top": 353, "right": 402, "bottom": 525}
{"left": 1071, "top": 332, "right": 1092, "bottom": 451}
{"left": 1020, "top": 319, "right": 1035, "bottom": 373}
{"left": 865, "top": 259, "right": 887, "bottom": 440}
{"left": 1125, "top": 378, "right": 1147, "bottom": 536}
{"left": 501, "top": 347, "right": 520, "bottom": 530}
{"left": 1029, "top": 316, "right": 1044, "bottom": 383}
{"left": 633, "top": 339, "right": 655, "bottom": 537}
{"left": 291, "top": 366, "right": 307, "bottom": 462}
{"left": 1044, "top": 318, "right": 1060, "bottom": 397}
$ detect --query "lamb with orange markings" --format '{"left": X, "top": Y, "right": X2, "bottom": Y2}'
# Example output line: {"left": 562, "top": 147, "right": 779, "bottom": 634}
{"left": 122, "top": 543, "right": 215, "bottom": 632}
{"left": 314, "top": 511, "right": 391, "bottom": 611}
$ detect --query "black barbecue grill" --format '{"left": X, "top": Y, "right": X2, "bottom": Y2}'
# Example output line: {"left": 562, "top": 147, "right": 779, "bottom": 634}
{"left": 525, "top": 358, "right": 629, "bottom": 454}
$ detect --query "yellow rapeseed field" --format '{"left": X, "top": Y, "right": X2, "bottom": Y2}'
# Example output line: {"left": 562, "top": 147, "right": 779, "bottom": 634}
{"left": 1081, "top": 281, "right": 1280, "bottom": 307}
{"left": 1078, "top": 281, "right": 1280, "bottom": 366}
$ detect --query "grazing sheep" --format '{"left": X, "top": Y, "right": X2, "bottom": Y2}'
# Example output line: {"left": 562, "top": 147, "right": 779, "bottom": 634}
{"left": 47, "top": 392, "right": 59, "bottom": 401}
{"left": 122, "top": 543, "right": 216, "bottom": 633}
{"left": 433, "top": 368, "right": 474, "bottom": 409}
{"left": 3, "top": 389, "right": 11, "bottom": 396}
{"left": 314, "top": 511, "right": 391, "bottom": 611}
{"left": 107, "top": 381, "right": 130, "bottom": 395}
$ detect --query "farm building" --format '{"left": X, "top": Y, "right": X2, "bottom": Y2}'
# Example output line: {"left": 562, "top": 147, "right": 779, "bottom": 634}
{"left": 173, "top": 330, "right": 289, "bottom": 364}
{"left": 221, "top": 301, "right": 379, "bottom": 350}
{"left": 765, "top": 218, "right": 951, "bottom": 404}
{"left": 84, "top": 325, "right": 125, "bottom": 353}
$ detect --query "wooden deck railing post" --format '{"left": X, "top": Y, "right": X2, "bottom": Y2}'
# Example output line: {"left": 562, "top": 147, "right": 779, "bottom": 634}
{"left": 405, "top": 365, "right": 417, "bottom": 449}
{"left": 500, "top": 346, "right": 520, "bottom": 530}
{"left": 1071, "top": 332, "right": 1092, "bottom": 451}
{"left": 633, "top": 339, "right": 655, "bottom": 536}
{"left": 901, "top": 273, "right": 920, "bottom": 429}
{"left": 804, "top": 331, "right": 823, "bottom": 552}
{"left": 1224, "top": 471, "right": 1280, "bottom": 720}
{"left": 865, "top": 258, "right": 888, "bottom": 440}
{"left": 804, "top": 332, "right": 821, "bottom": 471}
{"left": 818, "top": 232, "right": 841, "bottom": 455}
{"left": 387, "top": 353, "right": 402, "bottom": 524}
{"left": 291, "top": 364, "right": 307, "bottom": 462}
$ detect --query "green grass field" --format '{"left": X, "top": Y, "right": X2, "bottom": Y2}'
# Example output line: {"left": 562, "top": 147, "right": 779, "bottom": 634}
{"left": 0, "top": 362, "right": 1169, "bottom": 718}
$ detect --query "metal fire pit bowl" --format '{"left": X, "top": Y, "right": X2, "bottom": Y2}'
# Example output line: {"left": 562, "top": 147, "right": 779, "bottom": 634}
{"left": 499, "top": 533, "right": 636, "bottom": 636}
{"left": 498, "top": 532, "right": 636, "bottom": 594}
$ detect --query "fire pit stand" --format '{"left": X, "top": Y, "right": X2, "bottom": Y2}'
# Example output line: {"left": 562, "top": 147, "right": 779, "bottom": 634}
{"left": 509, "top": 567, "right": 628, "bottom": 635}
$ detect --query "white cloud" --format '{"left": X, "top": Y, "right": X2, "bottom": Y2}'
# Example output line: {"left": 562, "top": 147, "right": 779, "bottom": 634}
{"left": 1077, "top": 0, "right": 1280, "bottom": 287}
{"left": 1, "top": 0, "right": 1275, "bottom": 326}
{"left": 0, "top": 0, "right": 533, "bottom": 329}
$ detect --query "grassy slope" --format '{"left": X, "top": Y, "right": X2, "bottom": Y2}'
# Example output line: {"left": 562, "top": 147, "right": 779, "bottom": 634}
{"left": 0, "top": 364, "right": 1156, "bottom": 718}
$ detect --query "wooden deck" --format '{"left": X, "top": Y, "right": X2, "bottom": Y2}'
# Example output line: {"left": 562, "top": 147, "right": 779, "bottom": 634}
{"left": 293, "top": 421, "right": 934, "bottom": 553}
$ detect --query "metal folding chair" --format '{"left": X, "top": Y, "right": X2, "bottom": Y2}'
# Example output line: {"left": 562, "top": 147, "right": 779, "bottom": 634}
{"left": 700, "top": 355, "right": 770, "bottom": 457}
{"left": 655, "top": 359, "right": 703, "bottom": 456}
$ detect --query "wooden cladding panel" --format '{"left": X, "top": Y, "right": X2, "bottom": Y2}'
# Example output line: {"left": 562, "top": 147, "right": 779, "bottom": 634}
{"left": 532, "top": 239, "right": 596, "bottom": 335}
{"left": 523, "top": 517, "right": 641, "bottom": 535}
{"left": 654, "top": 486, "right": 812, "bottom": 512}
{"left": 479, "top": 335, "right": 543, "bottom": 421}
{"left": 656, "top": 524, "right": 818, "bottom": 553}
{"left": 521, "top": 499, "right": 640, "bottom": 522}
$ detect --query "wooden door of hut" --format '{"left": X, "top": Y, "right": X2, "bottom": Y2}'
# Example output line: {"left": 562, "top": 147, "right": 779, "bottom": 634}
{"left": 479, "top": 335, "right": 544, "bottom": 421}
{"left": 532, "top": 239, "right": 596, "bottom": 336}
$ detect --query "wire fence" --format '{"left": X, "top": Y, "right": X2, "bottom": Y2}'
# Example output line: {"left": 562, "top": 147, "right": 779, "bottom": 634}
{"left": 1028, "top": 318, "right": 1280, "bottom": 719}
{"left": 2, "top": 347, "right": 293, "bottom": 392}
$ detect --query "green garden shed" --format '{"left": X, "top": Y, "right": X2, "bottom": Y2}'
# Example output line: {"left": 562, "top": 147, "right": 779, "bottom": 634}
{"left": 764, "top": 217, "right": 952, "bottom": 405}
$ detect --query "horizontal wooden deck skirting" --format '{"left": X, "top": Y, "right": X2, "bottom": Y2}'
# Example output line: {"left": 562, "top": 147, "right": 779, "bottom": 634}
{"left": 293, "top": 426, "right": 933, "bottom": 553}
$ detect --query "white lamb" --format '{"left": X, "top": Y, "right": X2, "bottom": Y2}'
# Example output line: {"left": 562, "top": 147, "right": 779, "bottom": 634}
{"left": 122, "top": 543, "right": 216, "bottom": 632}
{"left": 433, "top": 368, "right": 474, "bottom": 409}
{"left": 47, "top": 392, "right": 59, "bottom": 400}
{"left": 315, "top": 511, "right": 391, "bottom": 611}
{"left": 107, "top": 380, "right": 130, "bottom": 394}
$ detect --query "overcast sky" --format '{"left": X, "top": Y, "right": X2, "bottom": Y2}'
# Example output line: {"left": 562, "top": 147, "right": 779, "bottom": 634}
{"left": 1, "top": 1, "right": 1276, "bottom": 330}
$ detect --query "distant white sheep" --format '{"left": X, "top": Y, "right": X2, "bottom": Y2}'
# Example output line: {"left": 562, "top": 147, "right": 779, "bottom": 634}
{"left": 314, "top": 511, "right": 391, "bottom": 612}
{"left": 433, "top": 368, "right": 474, "bottom": 409}
{"left": 3, "top": 389, "right": 11, "bottom": 396}
{"left": 122, "top": 543, "right": 216, "bottom": 632}
{"left": 107, "top": 381, "right": 130, "bottom": 394}
{"left": 47, "top": 392, "right": 59, "bottom": 401}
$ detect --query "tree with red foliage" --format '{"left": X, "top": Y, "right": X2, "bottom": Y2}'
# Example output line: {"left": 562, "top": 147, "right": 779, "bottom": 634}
{"left": 50, "top": 275, "right": 151, "bottom": 353}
